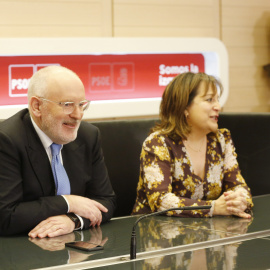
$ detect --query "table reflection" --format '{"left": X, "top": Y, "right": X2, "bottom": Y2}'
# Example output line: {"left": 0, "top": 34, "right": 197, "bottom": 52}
{"left": 29, "top": 227, "right": 108, "bottom": 264}
{"left": 29, "top": 227, "right": 107, "bottom": 251}
{"left": 137, "top": 216, "right": 252, "bottom": 270}
{"left": 0, "top": 227, "right": 108, "bottom": 270}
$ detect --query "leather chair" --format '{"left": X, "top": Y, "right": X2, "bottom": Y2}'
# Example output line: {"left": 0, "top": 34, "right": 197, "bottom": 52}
{"left": 92, "top": 119, "right": 158, "bottom": 217}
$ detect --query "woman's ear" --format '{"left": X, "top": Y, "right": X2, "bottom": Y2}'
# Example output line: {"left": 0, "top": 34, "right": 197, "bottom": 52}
{"left": 29, "top": 96, "right": 42, "bottom": 117}
{"left": 184, "top": 109, "right": 189, "bottom": 119}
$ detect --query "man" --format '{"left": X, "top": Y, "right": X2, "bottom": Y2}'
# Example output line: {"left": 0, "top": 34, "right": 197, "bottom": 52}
{"left": 0, "top": 66, "right": 116, "bottom": 238}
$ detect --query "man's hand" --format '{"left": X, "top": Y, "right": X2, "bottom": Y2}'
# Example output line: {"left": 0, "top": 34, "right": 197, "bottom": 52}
{"left": 64, "top": 195, "right": 108, "bottom": 227}
{"left": 28, "top": 215, "right": 75, "bottom": 238}
{"left": 29, "top": 231, "right": 75, "bottom": 250}
{"left": 89, "top": 226, "right": 108, "bottom": 246}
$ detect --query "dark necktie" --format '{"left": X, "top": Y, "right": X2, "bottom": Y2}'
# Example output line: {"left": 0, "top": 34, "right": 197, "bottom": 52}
{"left": 50, "top": 143, "right": 71, "bottom": 195}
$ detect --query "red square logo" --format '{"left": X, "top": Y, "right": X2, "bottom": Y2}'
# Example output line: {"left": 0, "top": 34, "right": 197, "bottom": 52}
{"left": 113, "top": 63, "right": 134, "bottom": 91}
{"left": 9, "top": 65, "right": 34, "bottom": 97}
{"left": 89, "top": 64, "right": 112, "bottom": 91}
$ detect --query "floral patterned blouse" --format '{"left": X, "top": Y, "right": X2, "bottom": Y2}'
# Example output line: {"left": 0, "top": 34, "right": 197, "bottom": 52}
{"left": 132, "top": 128, "right": 253, "bottom": 217}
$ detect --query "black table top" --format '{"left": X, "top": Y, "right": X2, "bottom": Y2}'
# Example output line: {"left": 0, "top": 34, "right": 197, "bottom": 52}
{"left": 1, "top": 194, "right": 269, "bottom": 270}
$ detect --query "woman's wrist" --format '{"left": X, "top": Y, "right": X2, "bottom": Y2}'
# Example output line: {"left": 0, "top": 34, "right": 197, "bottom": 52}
{"left": 209, "top": 200, "right": 216, "bottom": 217}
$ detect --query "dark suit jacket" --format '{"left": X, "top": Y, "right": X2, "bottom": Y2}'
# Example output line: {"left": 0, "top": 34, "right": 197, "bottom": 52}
{"left": 0, "top": 109, "right": 116, "bottom": 236}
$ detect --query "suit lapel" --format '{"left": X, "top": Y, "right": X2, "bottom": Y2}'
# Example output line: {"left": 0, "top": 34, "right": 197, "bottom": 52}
{"left": 23, "top": 113, "right": 55, "bottom": 195}
{"left": 62, "top": 140, "right": 86, "bottom": 195}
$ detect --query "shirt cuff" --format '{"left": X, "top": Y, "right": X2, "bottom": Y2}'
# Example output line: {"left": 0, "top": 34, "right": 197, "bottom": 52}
{"left": 62, "top": 195, "right": 84, "bottom": 230}
{"left": 75, "top": 214, "right": 84, "bottom": 230}
{"left": 62, "top": 195, "right": 70, "bottom": 212}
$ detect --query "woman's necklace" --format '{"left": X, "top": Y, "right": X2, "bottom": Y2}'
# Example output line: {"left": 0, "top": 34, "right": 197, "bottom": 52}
{"left": 184, "top": 136, "right": 206, "bottom": 153}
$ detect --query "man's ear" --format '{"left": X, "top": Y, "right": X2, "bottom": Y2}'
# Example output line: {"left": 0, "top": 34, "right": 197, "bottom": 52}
{"left": 29, "top": 96, "right": 42, "bottom": 117}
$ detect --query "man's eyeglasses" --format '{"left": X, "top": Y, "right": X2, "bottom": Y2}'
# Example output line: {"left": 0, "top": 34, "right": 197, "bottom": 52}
{"left": 39, "top": 97, "right": 90, "bottom": 114}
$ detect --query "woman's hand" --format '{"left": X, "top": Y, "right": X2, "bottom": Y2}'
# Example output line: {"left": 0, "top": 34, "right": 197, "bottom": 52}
{"left": 213, "top": 190, "right": 251, "bottom": 219}
{"left": 224, "top": 189, "right": 251, "bottom": 218}
{"left": 213, "top": 194, "right": 230, "bottom": 216}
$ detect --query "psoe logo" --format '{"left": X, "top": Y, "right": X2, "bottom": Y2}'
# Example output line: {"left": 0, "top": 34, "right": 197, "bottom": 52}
{"left": 9, "top": 64, "right": 59, "bottom": 97}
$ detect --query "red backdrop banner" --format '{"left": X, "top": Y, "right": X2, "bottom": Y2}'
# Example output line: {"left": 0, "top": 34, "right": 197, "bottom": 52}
{"left": 0, "top": 53, "right": 204, "bottom": 105}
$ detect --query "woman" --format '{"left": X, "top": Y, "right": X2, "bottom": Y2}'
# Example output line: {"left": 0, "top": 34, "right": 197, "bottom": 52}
{"left": 132, "top": 72, "right": 253, "bottom": 218}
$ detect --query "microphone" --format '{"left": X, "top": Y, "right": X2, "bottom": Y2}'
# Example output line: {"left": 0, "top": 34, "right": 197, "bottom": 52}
{"left": 130, "top": 205, "right": 211, "bottom": 260}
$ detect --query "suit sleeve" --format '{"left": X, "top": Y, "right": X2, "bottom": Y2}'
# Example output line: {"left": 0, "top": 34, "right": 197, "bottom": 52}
{"left": 81, "top": 127, "right": 116, "bottom": 229}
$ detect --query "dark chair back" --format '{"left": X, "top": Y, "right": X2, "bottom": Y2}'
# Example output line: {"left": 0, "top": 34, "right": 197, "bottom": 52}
{"left": 92, "top": 119, "right": 158, "bottom": 217}
{"left": 219, "top": 113, "right": 270, "bottom": 197}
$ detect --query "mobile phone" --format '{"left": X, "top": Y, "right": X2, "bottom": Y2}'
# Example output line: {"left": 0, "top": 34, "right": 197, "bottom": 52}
{"left": 65, "top": 241, "right": 104, "bottom": 252}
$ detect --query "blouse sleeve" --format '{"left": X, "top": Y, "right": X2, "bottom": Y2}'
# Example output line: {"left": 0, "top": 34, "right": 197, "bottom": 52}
{"left": 137, "top": 133, "right": 213, "bottom": 217}
{"left": 219, "top": 129, "right": 253, "bottom": 210}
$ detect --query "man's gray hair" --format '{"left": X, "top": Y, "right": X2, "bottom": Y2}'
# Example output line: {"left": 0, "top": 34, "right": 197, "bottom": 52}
{"left": 27, "top": 65, "right": 80, "bottom": 102}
